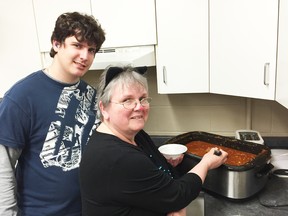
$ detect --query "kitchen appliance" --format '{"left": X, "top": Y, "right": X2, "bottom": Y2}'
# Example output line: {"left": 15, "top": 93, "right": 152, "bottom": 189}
{"left": 165, "top": 131, "right": 273, "bottom": 199}
{"left": 41, "top": 46, "right": 155, "bottom": 70}
{"left": 235, "top": 129, "right": 264, "bottom": 144}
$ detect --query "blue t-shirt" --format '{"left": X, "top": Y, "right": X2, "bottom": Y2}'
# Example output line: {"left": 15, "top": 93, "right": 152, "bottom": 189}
{"left": 0, "top": 70, "right": 99, "bottom": 216}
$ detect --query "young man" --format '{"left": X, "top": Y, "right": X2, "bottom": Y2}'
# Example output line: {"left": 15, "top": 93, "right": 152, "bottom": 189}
{"left": 0, "top": 12, "right": 105, "bottom": 215}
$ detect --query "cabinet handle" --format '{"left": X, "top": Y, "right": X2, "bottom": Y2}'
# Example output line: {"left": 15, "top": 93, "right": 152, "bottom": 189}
{"left": 163, "top": 66, "right": 167, "bottom": 85}
{"left": 264, "top": 63, "right": 270, "bottom": 86}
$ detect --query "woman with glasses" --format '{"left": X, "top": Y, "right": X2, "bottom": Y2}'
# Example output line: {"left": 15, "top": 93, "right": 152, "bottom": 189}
{"left": 80, "top": 65, "right": 228, "bottom": 216}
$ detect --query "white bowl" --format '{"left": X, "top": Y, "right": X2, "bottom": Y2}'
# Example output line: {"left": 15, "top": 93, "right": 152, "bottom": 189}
{"left": 158, "top": 144, "right": 188, "bottom": 159}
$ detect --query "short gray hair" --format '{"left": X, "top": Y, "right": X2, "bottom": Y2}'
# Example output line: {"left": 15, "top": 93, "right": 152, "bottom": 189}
{"left": 96, "top": 65, "right": 148, "bottom": 120}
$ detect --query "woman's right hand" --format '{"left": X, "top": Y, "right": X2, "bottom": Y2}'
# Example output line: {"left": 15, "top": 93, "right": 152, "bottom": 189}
{"left": 201, "top": 147, "right": 228, "bottom": 170}
{"left": 188, "top": 147, "right": 228, "bottom": 183}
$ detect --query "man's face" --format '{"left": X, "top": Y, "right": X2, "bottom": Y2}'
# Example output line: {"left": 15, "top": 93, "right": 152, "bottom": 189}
{"left": 54, "top": 36, "right": 97, "bottom": 82}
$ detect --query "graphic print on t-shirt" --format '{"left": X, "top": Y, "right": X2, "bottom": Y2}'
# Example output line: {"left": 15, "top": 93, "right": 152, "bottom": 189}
{"left": 39, "top": 84, "right": 98, "bottom": 171}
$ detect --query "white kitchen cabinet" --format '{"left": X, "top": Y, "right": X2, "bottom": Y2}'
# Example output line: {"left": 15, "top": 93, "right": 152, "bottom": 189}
{"left": 155, "top": 0, "right": 278, "bottom": 99}
{"left": 33, "top": 0, "right": 157, "bottom": 69}
{"left": 0, "top": 0, "right": 42, "bottom": 97}
{"left": 275, "top": 0, "right": 288, "bottom": 108}
{"left": 33, "top": 0, "right": 156, "bottom": 51}
{"left": 33, "top": 0, "right": 92, "bottom": 53}
{"left": 155, "top": 0, "right": 209, "bottom": 94}
{"left": 91, "top": 0, "right": 157, "bottom": 48}
{"left": 210, "top": 0, "right": 278, "bottom": 100}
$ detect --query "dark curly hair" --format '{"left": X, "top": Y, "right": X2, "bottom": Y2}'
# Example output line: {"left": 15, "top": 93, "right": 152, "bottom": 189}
{"left": 49, "top": 12, "right": 106, "bottom": 57}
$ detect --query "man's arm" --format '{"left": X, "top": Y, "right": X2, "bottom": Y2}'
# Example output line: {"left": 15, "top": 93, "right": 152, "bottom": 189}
{"left": 0, "top": 144, "right": 21, "bottom": 215}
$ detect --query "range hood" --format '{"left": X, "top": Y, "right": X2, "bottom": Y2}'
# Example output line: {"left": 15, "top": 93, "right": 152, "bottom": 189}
{"left": 41, "top": 45, "right": 155, "bottom": 70}
{"left": 91, "top": 45, "right": 155, "bottom": 70}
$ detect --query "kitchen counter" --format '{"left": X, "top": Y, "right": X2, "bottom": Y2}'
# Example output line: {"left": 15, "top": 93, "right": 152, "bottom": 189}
{"left": 204, "top": 175, "right": 288, "bottom": 216}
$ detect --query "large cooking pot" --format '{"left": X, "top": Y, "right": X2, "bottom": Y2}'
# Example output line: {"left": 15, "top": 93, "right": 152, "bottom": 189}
{"left": 165, "top": 131, "right": 273, "bottom": 199}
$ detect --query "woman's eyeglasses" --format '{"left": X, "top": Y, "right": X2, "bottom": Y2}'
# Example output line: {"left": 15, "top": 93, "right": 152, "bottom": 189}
{"left": 110, "top": 97, "right": 152, "bottom": 110}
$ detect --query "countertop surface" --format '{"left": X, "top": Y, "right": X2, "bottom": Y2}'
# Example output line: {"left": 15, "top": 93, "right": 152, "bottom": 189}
{"left": 204, "top": 174, "right": 288, "bottom": 216}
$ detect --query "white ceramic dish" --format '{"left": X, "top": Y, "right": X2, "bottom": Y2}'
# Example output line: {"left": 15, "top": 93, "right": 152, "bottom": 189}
{"left": 158, "top": 144, "right": 187, "bottom": 159}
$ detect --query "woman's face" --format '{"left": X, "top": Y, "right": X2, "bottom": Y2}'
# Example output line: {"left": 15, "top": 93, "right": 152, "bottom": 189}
{"left": 102, "top": 82, "right": 150, "bottom": 137}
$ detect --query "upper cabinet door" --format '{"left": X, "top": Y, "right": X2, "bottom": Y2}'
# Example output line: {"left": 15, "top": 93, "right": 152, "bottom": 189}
{"left": 33, "top": 0, "right": 92, "bottom": 52}
{"left": 155, "top": 0, "right": 209, "bottom": 94}
{"left": 276, "top": 0, "right": 288, "bottom": 108}
{"left": 0, "top": 0, "right": 42, "bottom": 97}
{"left": 210, "top": 0, "right": 278, "bottom": 100}
{"left": 91, "top": 0, "right": 157, "bottom": 48}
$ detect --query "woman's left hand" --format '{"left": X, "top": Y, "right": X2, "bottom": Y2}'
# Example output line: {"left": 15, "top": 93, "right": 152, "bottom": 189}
{"left": 167, "top": 154, "right": 184, "bottom": 167}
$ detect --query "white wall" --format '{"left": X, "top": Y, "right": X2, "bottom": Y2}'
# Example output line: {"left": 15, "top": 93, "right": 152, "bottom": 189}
{"left": 0, "top": 0, "right": 42, "bottom": 97}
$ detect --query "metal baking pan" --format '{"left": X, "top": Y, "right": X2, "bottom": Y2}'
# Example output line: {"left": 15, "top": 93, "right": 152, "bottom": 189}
{"left": 165, "top": 131, "right": 271, "bottom": 171}
{"left": 165, "top": 131, "right": 273, "bottom": 199}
